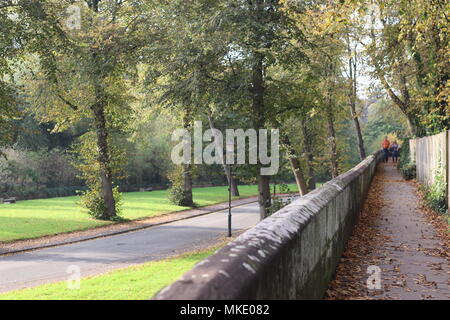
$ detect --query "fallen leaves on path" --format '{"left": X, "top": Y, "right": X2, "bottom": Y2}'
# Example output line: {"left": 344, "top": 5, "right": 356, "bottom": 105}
{"left": 325, "top": 165, "right": 387, "bottom": 300}
{"left": 325, "top": 163, "right": 450, "bottom": 300}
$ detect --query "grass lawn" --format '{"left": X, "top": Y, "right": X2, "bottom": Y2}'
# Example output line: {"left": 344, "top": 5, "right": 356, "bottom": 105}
{"left": 0, "top": 245, "right": 221, "bottom": 300}
{"left": 0, "top": 184, "right": 298, "bottom": 242}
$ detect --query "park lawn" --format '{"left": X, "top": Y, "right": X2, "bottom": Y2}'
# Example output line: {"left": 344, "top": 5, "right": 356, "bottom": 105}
{"left": 0, "top": 245, "right": 221, "bottom": 300}
{"left": 0, "top": 184, "right": 298, "bottom": 242}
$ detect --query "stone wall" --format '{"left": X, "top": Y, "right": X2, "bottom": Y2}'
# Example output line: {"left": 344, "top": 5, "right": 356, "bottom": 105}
{"left": 154, "top": 151, "right": 382, "bottom": 300}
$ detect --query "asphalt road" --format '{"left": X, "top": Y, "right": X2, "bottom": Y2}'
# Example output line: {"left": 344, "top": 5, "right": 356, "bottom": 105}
{"left": 0, "top": 201, "right": 261, "bottom": 293}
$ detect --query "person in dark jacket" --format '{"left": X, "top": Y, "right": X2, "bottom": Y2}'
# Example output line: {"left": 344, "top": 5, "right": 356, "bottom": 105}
{"left": 390, "top": 141, "right": 400, "bottom": 163}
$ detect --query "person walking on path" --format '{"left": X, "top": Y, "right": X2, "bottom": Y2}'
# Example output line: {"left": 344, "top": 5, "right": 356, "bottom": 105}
{"left": 390, "top": 141, "right": 400, "bottom": 163}
{"left": 381, "top": 137, "right": 391, "bottom": 163}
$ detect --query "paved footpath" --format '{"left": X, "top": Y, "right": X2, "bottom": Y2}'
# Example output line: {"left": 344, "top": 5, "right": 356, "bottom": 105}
{"left": 327, "top": 163, "right": 449, "bottom": 300}
{"left": 0, "top": 201, "right": 264, "bottom": 293}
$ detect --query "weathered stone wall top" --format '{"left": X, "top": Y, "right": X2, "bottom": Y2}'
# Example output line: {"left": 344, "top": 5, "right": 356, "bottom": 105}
{"left": 154, "top": 151, "right": 382, "bottom": 300}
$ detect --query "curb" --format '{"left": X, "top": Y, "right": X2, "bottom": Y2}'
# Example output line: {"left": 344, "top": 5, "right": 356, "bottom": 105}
{"left": 0, "top": 197, "right": 261, "bottom": 256}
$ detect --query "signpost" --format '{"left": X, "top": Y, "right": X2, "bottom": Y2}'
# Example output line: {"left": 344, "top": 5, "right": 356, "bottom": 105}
{"left": 228, "top": 164, "right": 232, "bottom": 237}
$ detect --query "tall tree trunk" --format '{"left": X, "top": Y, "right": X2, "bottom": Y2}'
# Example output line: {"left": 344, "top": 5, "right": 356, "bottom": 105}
{"left": 182, "top": 163, "right": 193, "bottom": 206}
{"left": 351, "top": 108, "right": 366, "bottom": 160}
{"left": 91, "top": 103, "right": 117, "bottom": 219}
{"left": 325, "top": 61, "right": 339, "bottom": 179}
{"left": 280, "top": 131, "right": 308, "bottom": 196}
{"left": 182, "top": 111, "right": 194, "bottom": 206}
{"left": 207, "top": 116, "right": 240, "bottom": 196}
{"left": 252, "top": 50, "right": 271, "bottom": 220}
{"left": 347, "top": 41, "right": 366, "bottom": 160}
{"left": 300, "top": 118, "right": 316, "bottom": 191}
{"left": 326, "top": 109, "right": 339, "bottom": 179}
{"left": 288, "top": 156, "right": 308, "bottom": 196}
{"left": 258, "top": 174, "right": 271, "bottom": 218}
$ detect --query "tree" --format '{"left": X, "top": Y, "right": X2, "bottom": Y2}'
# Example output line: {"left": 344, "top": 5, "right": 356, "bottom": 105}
{"left": 23, "top": 0, "right": 148, "bottom": 219}
{"left": 0, "top": 1, "right": 27, "bottom": 154}
{"left": 363, "top": 0, "right": 449, "bottom": 136}
{"left": 144, "top": 0, "right": 305, "bottom": 219}
{"left": 343, "top": 25, "right": 366, "bottom": 160}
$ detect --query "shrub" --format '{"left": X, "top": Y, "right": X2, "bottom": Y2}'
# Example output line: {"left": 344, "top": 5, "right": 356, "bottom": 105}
{"left": 400, "top": 163, "right": 416, "bottom": 180}
{"left": 167, "top": 185, "right": 195, "bottom": 207}
{"left": 79, "top": 186, "right": 123, "bottom": 220}
{"left": 398, "top": 139, "right": 416, "bottom": 180}
{"left": 167, "top": 166, "right": 194, "bottom": 207}
{"left": 74, "top": 132, "right": 126, "bottom": 220}
{"left": 267, "top": 184, "right": 294, "bottom": 216}
{"left": 422, "top": 174, "right": 448, "bottom": 214}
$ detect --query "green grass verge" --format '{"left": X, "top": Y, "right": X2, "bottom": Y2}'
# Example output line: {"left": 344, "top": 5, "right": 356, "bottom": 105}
{"left": 0, "top": 184, "right": 298, "bottom": 242}
{"left": 0, "top": 245, "right": 221, "bottom": 300}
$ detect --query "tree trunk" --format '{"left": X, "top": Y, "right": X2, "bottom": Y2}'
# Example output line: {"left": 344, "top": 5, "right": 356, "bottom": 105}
{"left": 289, "top": 157, "right": 308, "bottom": 196}
{"left": 300, "top": 118, "right": 316, "bottom": 191}
{"left": 207, "top": 116, "right": 240, "bottom": 196}
{"left": 248, "top": 0, "right": 271, "bottom": 220}
{"left": 182, "top": 162, "right": 193, "bottom": 206}
{"left": 281, "top": 134, "right": 308, "bottom": 196}
{"left": 91, "top": 103, "right": 117, "bottom": 219}
{"left": 252, "top": 50, "right": 271, "bottom": 220}
{"left": 326, "top": 98, "right": 339, "bottom": 179}
{"left": 325, "top": 60, "right": 340, "bottom": 179}
{"left": 258, "top": 174, "right": 271, "bottom": 218}
{"left": 182, "top": 111, "right": 194, "bottom": 206}
{"left": 326, "top": 107, "right": 339, "bottom": 179}
{"left": 352, "top": 110, "right": 366, "bottom": 160}
{"left": 347, "top": 36, "right": 366, "bottom": 160}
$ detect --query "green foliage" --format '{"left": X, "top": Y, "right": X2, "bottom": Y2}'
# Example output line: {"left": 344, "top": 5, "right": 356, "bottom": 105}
{"left": 363, "top": 0, "right": 450, "bottom": 135}
{"left": 167, "top": 185, "right": 195, "bottom": 207}
{"left": 79, "top": 186, "right": 123, "bottom": 220}
{"left": 363, "top": 99, "right": 409, "bottom": 154}
{"left": 267, "top": 184, "right": 294, "bottom": 216}
{"left": 400, "top": 163, "right": 416, "bottom": 181}
{"left": 167, "top": 166, "right": 195, "bottom": 207}
{"left": 73, "top": 132, "right": 126, "bottom": 219}
{"left": 0, "top": 147, "right": 81, "bottom": 198}
{"left": 397, "top": 139, "right": 416, "bottom": 180}
{"left": 422, "top": 174, "right": 448, "bottom": 215}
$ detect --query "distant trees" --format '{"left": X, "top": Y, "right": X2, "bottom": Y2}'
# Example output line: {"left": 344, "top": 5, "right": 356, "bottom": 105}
{"left": 0, "top": 147, "right": 80, "bottom": 199}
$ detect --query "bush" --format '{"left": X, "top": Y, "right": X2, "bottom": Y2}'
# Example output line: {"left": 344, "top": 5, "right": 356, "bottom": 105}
{"left": 167, "top": 166, "right": 194, "bottom": 207}
{"left": 422, "top": 174, "right": 448, "bottom": 214}
{"left": 267, "top": 184, "right": 294, "bottom": 216}
{"left": 400, "top": 163, "right": 416, "bottom": 180}
{"left": 79, "top": 186, "right": 123, "bottom": 220}
{"left": 0, "top": 185, "right": 87, "bottom": 200}
{"left": 167, "top": 185, "right": 195, "bottom": 207}
{"left": 398, "top": 139, "right": 416, "bottom": 180}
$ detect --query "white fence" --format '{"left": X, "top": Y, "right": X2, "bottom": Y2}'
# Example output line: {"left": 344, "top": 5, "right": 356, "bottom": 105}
{"left": 409, "top": 131, "right": 449, "bottom": 208}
